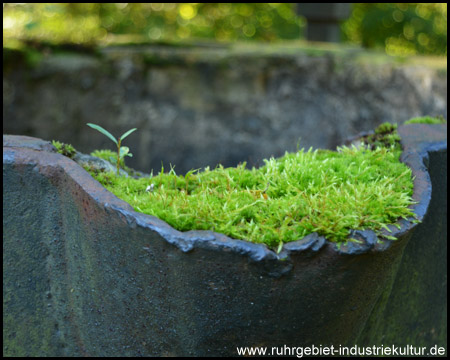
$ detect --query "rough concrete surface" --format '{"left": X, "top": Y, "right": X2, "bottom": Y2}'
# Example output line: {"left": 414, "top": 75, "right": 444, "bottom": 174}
{"left": 3, "top": 42, "right": 447, "bottom": 174}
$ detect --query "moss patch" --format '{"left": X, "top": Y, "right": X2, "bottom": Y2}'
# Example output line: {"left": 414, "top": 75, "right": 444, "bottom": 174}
{"left": 90, "top": 149, "right": 144, "bottom": 177}
{"left": 52, "top": 120, "right": 426, "bottom": 250}
{"left": 52, "top": 140, "right": 77, "bottom": 159}
{"left": 88, "top": 142, "right": 416, "bottom": 249}
{"left": 404, "top": 115, "right": 447, "bottom": 125}
{"left": 358, "top": 122, "right": 402, "bottom": 150}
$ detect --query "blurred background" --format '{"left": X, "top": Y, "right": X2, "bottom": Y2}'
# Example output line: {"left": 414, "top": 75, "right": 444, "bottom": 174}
{"left": 3, "top": 3, "right": 447, "bottom": 173}
{"left": 3, "top": 3, "right": 447, "bottom": 55}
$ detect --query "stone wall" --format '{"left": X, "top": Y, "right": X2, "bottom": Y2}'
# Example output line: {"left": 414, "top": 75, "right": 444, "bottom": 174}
{"left": 3, "top": 42, "right": 447, "bottom": 174}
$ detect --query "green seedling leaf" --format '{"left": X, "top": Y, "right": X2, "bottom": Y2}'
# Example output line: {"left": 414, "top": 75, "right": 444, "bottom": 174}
{"left": 87, "top": 123, "right": 118, "bottom": 145}
{"left": 119, "top": 146, "right": 130, "bottom": 158}
{"left": 120, "top": 128, "right": 138, "bottom": 141}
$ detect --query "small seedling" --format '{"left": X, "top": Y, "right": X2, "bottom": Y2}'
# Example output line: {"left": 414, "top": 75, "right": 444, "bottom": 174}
{"left": 87, "top": 123, "right": 137, "bottom": 175}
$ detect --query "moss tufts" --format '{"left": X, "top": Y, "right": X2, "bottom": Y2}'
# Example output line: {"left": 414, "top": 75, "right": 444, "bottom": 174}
{"left": 88, "top": 144, "right": 416, "bottom": 249}
{"left": 91, "top": 149, "right": 122, "bottom": 167}
{"left": 54, "top": 120, "right": 426, "bottom": 249}
{"left": 52, "top": 140, "right": 77, "bottom": 158}
{"left": 359, "top": 122, "right": 401, "bottom": 150}
{"left": 404, "top": 115, "right": 446, "bottom": 125}
{"left": 90, "top": 149, "right": 143, "bottom": 177}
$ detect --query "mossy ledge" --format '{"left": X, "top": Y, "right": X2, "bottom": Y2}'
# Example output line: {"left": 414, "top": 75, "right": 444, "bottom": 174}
{"left": 50, "top": 121, "right": 448, "bottom": 251}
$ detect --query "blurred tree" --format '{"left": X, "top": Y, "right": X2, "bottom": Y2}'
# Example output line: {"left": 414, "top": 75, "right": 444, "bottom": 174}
{"left": 342, "top": 3, "right": 447, "bottom": 55}
{"left": 3, "top": 3, "right": 447, "bottom": 56}
{"left": 2, "top": 3, "right": 302, "bottom": 44}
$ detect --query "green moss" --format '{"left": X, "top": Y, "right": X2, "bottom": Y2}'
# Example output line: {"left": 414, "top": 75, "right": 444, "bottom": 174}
{"left": 87, "top": 143, "right": 416, "bottom": 249}
{"left": 90, "top": 149, "right": 143, "bottom": 177}
{"left": 359, "top": 122, "right": 402, "bottom": 150}
{"left": 52, "top": 121, "right": 421, "bottom": 249}
{"left": 404, "top": 115, "right": 447, "bottom": 125}
{"left": 52, "top": 140, "right": 77, "bottom": 158}
{"left": 91, "top": 149, "right": 121, "bottom": 166}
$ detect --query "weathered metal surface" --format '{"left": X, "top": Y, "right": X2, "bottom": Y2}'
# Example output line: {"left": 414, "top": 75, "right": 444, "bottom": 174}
{"left": 3, "top": 125, "right": 447, "bottom": 356}
{"left": 357, "top": 124, "right": 447, "bottom": 348}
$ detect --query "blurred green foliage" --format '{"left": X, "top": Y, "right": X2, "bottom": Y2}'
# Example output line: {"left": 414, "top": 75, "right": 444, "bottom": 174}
{"left": 3, "top": 3, "right": 302, "bottom": 44}
{"left": 342, "top": 3, "right": 447, "bottom": 56}
{"left": 3, "top": 3, "right": 447, "bottom": 56}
